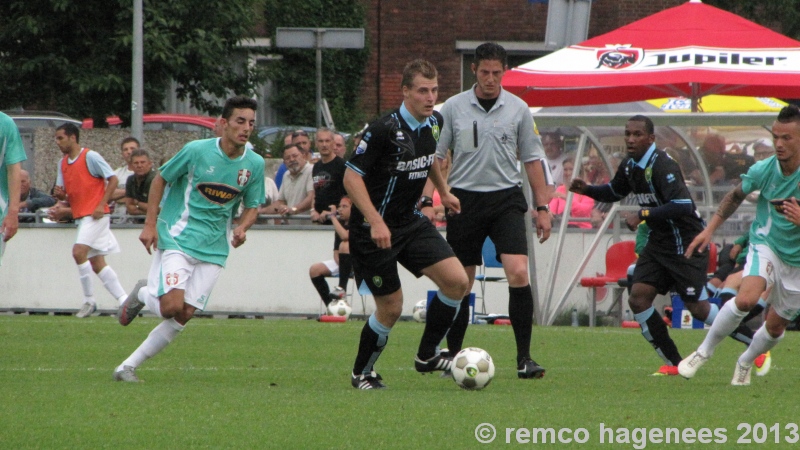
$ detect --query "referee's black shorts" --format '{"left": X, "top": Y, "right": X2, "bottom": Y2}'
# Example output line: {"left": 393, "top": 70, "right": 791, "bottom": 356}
{"left": 350, "top": 216, "right": 454, "bottom": 297}
{"left": 446, "top": 186, "right": 529, "bottom": 267}
{"left": 633, "top": 243, "right": 709, "bottom": 303}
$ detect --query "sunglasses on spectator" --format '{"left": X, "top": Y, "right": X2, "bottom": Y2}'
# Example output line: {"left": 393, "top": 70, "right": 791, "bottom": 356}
{"left": 292, "top": 130, "right": 309, "bottom": 138}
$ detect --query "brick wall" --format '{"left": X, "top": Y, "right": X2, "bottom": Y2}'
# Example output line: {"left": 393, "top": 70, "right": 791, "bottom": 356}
{"left": 357, "top": 0, "right": 684, "bottom": 118}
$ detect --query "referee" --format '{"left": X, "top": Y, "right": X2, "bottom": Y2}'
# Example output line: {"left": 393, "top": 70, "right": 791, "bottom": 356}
{"left": 430, "top": 42, "right": 552, "bottom": 379}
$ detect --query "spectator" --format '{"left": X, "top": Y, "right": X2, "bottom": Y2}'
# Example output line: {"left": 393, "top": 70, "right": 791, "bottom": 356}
{"left": 310, "top": 128, "right": 346, "bottom": 224}
{"left": 752, "top": 138, "right": 775, "bottom": 162}
{"left": 53, "top": 123, "right": 127, "bottom": 318}
{"left": 333, "top": 133, "right": 347, "bottom": 158}
{"left": 124, "top": 149, "right": 156, "bottom": 220}
{"left": 309, "top": 195, "right": 353, "bottom": 308}
{"left": 275, "top": 130, "right": 313, "bottom": 190}
{"left": 19, "top": 169, "right": 56, "bottom": 222}
{"left": 262, "top": 144, "right": 313, "bottom": 221}
{"left": 690, "top": 134, "right": 727, "bottom": 185}
{"left": 542, "top": 132, "right": 567, "bottom": 186}
{"left": 111, "top": 136, "right": 139, "bottom": 206}
{"left": 582, "top": 147, "right": 610, "bottom": 186}
{"left": 549, "top": 157, "right": 593, "bottom": 228}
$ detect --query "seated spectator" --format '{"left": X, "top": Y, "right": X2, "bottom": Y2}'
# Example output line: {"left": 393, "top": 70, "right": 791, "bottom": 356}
{"left": 752, "top": 138, "right": 775, "bottom": 162}
{"left": 582, "top": 147, "right": 610, "bottom": 186}
{"left": 542, "top": 132, "right": 567, "bottom": 186}
{"left": 18, "top": 169, "right": 56, "bottom": 222}
{"left": 309, "top": 195, "right": 353, "bottom": 308}
{"left": 124, "top": 149, "right": 156, "bottom": 221}
{"left": 275, "top": 130, "right": 314, "bottom": 190}
{"left": 549, "top": 157, "right": 594, "bottom": 228}
{"left": 110, "top": 137, "right": 139, "bottom": 220}
{"left": 261, "top": 144, "right": 314, "bottom": 222}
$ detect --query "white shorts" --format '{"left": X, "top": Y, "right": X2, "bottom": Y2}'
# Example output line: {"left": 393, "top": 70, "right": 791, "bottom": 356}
{"left": 744, "top": 244, "right": 800, "bottom": 321}
{"left": 75, "top": 215, "right": 120, "bottom": 258}
{"left": 147, "top": 249, "right": 222, "bottom": 311}
{"left": 323, "top": 259, "right": 340, "bottom": 277}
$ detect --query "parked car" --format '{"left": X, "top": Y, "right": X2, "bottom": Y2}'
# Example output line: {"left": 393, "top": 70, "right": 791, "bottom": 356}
{"left": 257, "top": 125, "right": 318, "bottom": 146}
{"left": 106, "top": 113, "right": 217, "bottom": 139}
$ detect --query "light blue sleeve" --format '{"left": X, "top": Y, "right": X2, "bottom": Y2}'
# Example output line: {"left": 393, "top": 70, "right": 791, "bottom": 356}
{"left": 435, "top": 100, "right": 455, "bottom": 159}
{"left": 85, "top": 151, "right": 116, "bottom": 179}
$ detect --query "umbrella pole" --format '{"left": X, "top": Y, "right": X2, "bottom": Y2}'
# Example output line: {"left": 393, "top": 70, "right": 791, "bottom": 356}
{"left": 691, "top": 83, "right": 700, "bottom": 112}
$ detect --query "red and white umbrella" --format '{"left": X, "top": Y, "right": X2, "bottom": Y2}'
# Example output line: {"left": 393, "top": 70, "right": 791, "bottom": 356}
{"left": 503, "top": 0, "right": 800, "bottom": 110}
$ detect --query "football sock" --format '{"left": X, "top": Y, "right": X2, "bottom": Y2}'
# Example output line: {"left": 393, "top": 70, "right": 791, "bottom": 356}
{"left": 118, "top": 318, "right": 184, "bottom": 370}
{"left": 417, "top": 291, "right": 460, "bottom": 360}
{"left": 635, "top": 306, "right": 681, "bottom": 366}
{"left": 739, "top": 325, "right": 783, "bottom": 366}
{"left": 703, "top": 302, "right": 719, "bottom": 326}
{"left": 353, "top": 314, "right": 391, "bottom": 376}
{"left": 141, "top": 288, "right": 164, "bottom": 319}
{"left": 77, "top": 261, "right": 95, "bottom": 304}
{"left": 718, "top": 287, "right": 737, "bottom": 304}
{"left": 698, "top": 300, "right": 748, "bottom": 357}
{"left": 508, "top": 285, "right": 534, "bottom": 363}
{"left": 741, "top": 299, "right": 766, "bottom": 323}
{"left": 445, "top": 294, "right": 471, "bottom": 355}
{"left": 97, "top": 266, "right": 127, "bottom": 304}
{"left": 706, "top": 282, "right": 720, "bottom": 298}
{"left": 310, "top": 275, "right": 332, "bottom": 305}
{"left": 338, "top": 253, "right": 352, "bottom": 292}
{"left": 729, "top": 323, "right": 754, "bottom": 346}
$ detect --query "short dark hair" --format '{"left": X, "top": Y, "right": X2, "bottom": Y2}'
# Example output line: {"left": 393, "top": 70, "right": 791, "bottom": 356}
{"left": 121, "top": 136, "right": 140, "bottom": 149}
{"left": 221, "top": 95, "right": 258, "bottom": 120}
{"left": 283, "top": 143, "right": 300, "bottom": 154}
{"left": 628, "top": 115, "right": 655, "bottom": 135}
{"left": 56, "top": 123, "right": 80, "bottom": 143}
{"left": 401, "top": 59, "right": 437, "bottom": 89}
{"left": 777, "top": 104, "right": 800, "bottom": 124}
{"left": 474, "top": 42, "right": 507, "bottom": 67}
{"left": 130, "top": 149, "right": 150, "bottom": 160}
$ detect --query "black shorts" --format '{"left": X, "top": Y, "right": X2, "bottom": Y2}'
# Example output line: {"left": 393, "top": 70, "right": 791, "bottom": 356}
{"left": 446, "top": 186, "right": 528, "bottom": 267}
{"left": 350, "top": 217, "right": 454, "bottom": 296}
{"left": 633, "top": 243, "right": 709, "bottom": 302}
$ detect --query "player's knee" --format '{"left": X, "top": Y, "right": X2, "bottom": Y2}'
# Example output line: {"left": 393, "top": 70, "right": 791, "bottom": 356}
{"left": 505, "top": 267, "right": 529, "bottom": 287}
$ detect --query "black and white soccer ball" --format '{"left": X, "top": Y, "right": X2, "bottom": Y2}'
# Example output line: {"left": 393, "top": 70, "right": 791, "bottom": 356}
{"left": 412, "top": 299, "right": 427, "bottom": 323}
{"left": 327, "top": 299, "right": 352, "bottom": 320}
{"left": 451, "top": 347, "right": 495, "bottom": 390}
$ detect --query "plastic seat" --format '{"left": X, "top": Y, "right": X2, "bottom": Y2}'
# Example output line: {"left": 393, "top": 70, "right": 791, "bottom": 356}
{"left": 579, "top": 240, "right": 637, "bottom": 326}
{"left": 474, "top": 237, "right": 506, "bottom": 314}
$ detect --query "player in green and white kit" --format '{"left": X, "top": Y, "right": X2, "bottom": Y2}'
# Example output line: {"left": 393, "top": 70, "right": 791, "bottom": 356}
{"left": 0, "top": 112, "right": 26, "bottom": 264}
{"left": 114, "top": 96, "right": 265, "bottom": 382}
{"left": 678, "top": 105, "right": 800, "bottom": 385}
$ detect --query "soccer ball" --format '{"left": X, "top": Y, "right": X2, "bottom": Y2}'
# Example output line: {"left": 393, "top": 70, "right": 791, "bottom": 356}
{"left": 412, "top": 299, "right": 427, "bottom": 323}
{"left": 328, "top": 299, "right": 352, "bottom": 320}
{"left": 451, "top": 347, "right": 495, "bottom": 390}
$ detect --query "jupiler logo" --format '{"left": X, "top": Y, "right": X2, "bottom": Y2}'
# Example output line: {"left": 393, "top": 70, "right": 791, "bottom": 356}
{"left": 596, "top": 45, "right": 643, "bottom": 70}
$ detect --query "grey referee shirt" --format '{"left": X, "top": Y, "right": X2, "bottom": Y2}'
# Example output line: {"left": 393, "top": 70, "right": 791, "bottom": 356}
{"left": 435, "top": 85, "right": 545, "bottom": 192}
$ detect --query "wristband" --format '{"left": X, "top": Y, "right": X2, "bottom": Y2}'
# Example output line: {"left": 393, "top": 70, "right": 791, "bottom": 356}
{"left": 420, "top": 196, "right": 434, "bottom": 208}
{"left": 535, "top": 205, "right": 550, "bottom": 213}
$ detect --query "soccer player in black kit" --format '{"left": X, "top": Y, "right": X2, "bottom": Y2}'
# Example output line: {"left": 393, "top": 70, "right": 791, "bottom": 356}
{"left": 344, "top": 60, "right": 469, "bottom": 389}
{"left": 570, "top": 115, "right": 753, "bottom": 376}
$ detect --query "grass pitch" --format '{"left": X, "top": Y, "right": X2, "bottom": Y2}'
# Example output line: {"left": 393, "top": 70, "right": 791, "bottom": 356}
{"left": 1, "top": 315, "right": 798, "bottom": 449}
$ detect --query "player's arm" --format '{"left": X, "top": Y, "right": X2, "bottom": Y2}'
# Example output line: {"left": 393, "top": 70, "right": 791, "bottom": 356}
{"left": 94, "top": 175, "right": 118, "bottom": 219}
{"left": 232, "top": 207, "right": 258, "bottom": 248}
{"left": 428, "top": 157, "right": 459, "bottom": 215}
{"left": 140, "top": 173, "right": 167, "bottom": 254}
{"left": 685, "top": 184, "right": 746, "bottom": 258}
{"left": 344, "top": 168, "right": 391, "bottom": 249}
{"left": 2, "top": 162, "right": 22, "bottom": 241}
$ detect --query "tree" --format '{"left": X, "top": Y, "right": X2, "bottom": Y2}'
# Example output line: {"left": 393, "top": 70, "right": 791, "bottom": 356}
{"left": 0, "top": 0, "right": 266, "bottom": 123}
{"left": 705, "top": 0, "right": 800, "bottom": 41}
{"left": 263, "top": 0, "right": 370, "bottom": 132}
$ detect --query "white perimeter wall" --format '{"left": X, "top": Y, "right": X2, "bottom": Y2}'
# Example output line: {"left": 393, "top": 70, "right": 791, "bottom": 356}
{"left": 0, "top": 227, "right": 623, "bottom": 319}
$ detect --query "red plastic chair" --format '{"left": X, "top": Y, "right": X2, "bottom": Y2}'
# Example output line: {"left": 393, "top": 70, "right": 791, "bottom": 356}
{"left": 579, "top": 240, "right": 637, "bottom": 326}
{"left": 707, "top": 242, "right": 718, "bottom": 276}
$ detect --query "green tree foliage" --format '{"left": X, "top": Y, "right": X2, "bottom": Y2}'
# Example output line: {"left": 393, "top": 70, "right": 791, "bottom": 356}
{"left": 263, "top": 0, "right": 370, "bottom": 132}
{"left": 705, "top": 0, "right": 800, "bottom": 41}
{"left": 0, "top": 0, "right": 266, "bottom": 124}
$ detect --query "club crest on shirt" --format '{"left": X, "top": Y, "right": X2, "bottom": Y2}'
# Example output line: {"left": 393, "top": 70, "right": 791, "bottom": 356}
{"left": 645, "top": 166, "right": 653, "bottom": 182}
{"left": 237, "top": 169, "right": 251, "bottom": 186}
{"left": 197, "top": 182, "right": 241, "bottom": 205}
{"left": 432, "top": 124, "right": 440, "bottom": 141}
